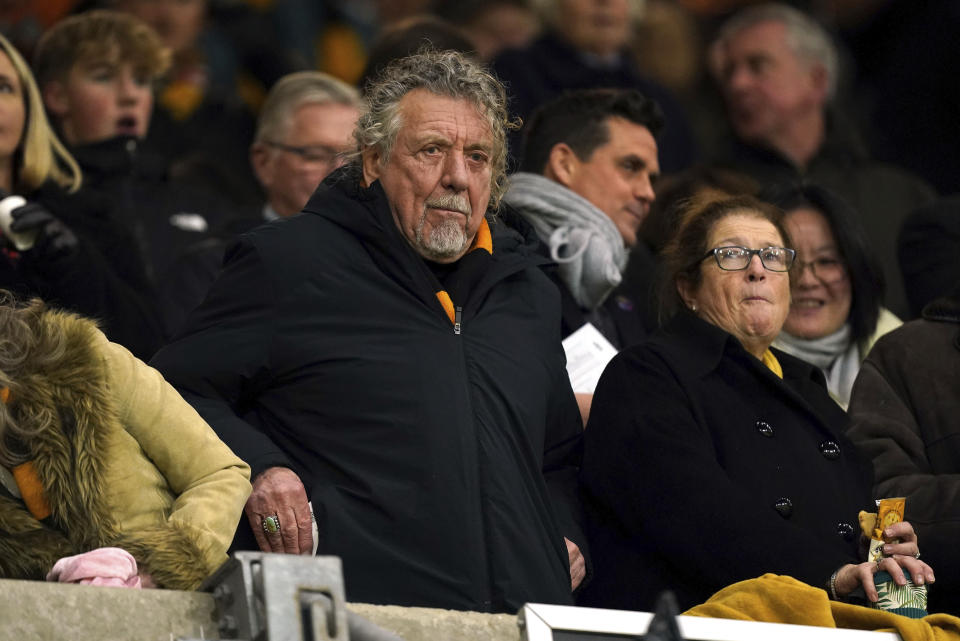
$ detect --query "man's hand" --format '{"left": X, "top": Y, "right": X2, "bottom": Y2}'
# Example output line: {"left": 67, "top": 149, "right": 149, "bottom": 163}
{"left": 565, "top": 537, "right": 586, "bottom": 591}
{"left": 245, "top": 467, "right": 313, "bottom": 554}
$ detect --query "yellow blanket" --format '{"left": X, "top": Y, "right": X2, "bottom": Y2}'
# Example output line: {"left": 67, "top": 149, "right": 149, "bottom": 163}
{"left": 684, "top": 574, "right": 960, "bottom": 641}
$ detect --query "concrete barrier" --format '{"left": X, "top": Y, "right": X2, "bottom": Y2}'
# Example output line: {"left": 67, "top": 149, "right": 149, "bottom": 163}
{"left": 0, "top": 579, "right": 519, "bottom": 641}
{"left": 0, "top": 578, "right": 218, "bottom": 639}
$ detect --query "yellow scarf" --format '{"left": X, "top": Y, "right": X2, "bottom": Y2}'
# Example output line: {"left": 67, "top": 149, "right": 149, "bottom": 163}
{"left": 435, "top": 219, "right": 493, "bottom": 325}
{"left": 761, "top": 349, "right": 783, "bottom": 379}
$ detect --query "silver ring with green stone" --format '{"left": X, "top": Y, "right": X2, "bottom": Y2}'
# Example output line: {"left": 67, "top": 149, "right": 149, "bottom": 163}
{"left": 262, "top": 515, "right": 281, "bottom": 535}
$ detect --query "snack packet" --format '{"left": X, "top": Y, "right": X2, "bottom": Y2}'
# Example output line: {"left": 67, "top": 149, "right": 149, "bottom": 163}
{"left": 868, "top": 497, "right": 905, "bottom": 563}
{"left": 860, "top": 497, "right": 926, "bottom": 618}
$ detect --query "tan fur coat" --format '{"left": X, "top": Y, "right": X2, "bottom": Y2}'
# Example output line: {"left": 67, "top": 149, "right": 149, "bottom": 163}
{"left": 0, "top": 309, "right": 250, "bottom": 590}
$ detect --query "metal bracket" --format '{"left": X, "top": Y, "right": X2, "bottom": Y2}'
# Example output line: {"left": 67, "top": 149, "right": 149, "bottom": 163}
{"left": 182, "top": 552, "right": 406, "bottom": 641}
{"left": 200, "top": 552, "right": 349, "bottom": 641}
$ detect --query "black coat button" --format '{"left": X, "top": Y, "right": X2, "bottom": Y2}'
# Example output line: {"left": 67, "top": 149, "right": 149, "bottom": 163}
{"left": 837, "top": 522, "right": 855, "bottom": 541}
{"left": 756, "top": 420, "right": 774, "bottom": 437}
{"left": 819, "top": 440, "right": 841, "bottom": 460}
{"left": 773, "top": 497, "right": 793, "bottom": 518}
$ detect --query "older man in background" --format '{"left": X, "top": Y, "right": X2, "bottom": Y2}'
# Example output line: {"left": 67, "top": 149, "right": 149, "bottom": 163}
{"left": 157, "top": 71, "right": 359, "bottom": 334}
{"left": 710, "top": 2, "right": 934, "bottom": 318}
{"left": 151, "top": 50, "right": 587, "bottom": 612}
{"left": 250, "top": 71, "right": 359, "bottom": 220}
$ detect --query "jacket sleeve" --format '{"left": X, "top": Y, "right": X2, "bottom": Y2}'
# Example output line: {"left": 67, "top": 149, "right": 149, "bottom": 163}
{"left": 582, "top": 351, "right": 857, "bottom": 596}
{"left": 150, "top": 235, "right": 295, "bottom": 479}
{"left": 847, "top": 346, "right": 960, "bottom": 568}
{"left": 543, "top": 361, "right": 591, "bottom": 582}
{"left": 102, "top": 335, "right": 251, "bottom": 570}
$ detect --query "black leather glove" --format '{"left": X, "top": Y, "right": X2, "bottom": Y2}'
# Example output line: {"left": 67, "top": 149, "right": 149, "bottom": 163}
{"left": 9, "top": 201, "right": 79, "bottom": 261}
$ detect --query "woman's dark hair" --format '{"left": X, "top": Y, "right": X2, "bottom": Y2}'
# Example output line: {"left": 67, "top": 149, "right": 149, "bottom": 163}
{"left": 659, "top": 195, "right": 790, "bottom": 322}
{"left": 759, "top": 182, "right": 884, "bottom": 343}
{"left": 640, "top": 165, "right": 759, "bottom": 253}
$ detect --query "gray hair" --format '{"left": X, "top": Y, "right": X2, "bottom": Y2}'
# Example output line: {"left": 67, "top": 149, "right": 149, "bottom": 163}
{"left": 715, "top": 3, "right": 839, "bottom": 100}
{"left": 354, "top": 49, "right": 517, "bottom": 208}
{"left": 255, "top": 71, "right": 361, "bottom": 144}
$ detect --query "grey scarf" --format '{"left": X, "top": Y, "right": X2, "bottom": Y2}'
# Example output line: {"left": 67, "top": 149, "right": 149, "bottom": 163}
{"left": 504, "top": 172, "right": 626, "bottom": 310}
{"left": 774, "top": 324, "right": 860, "bottom": 409}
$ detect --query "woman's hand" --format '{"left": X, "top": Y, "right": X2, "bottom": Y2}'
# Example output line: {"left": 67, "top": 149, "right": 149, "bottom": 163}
{"left": 833, "top": 521, "right": 935, "bottom": 602}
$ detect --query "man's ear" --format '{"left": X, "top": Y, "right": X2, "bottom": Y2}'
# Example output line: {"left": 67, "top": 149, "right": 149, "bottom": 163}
{"left": 543, "top": 142, "right": 580, "bottom": 188}
{"left": 41, "top": 80, "right": 70, "bottom": 118}
{"left": 249, "top": 142, "right": 273, "bottom": 189}
{"left": 361, "top": 148, "right": 382, "bottom": 187}
{"left": 809, "top": 63, "right": 829, "bottom": 104}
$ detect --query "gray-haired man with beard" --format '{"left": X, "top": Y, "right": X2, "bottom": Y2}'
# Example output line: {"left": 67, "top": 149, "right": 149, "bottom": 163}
{"left": 151, "top": 50, "right": 587, "bottom": 612}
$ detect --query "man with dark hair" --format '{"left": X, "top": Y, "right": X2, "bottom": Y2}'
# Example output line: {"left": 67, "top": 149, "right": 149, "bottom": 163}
{"left": 151, "top": 49, "right": 586, "bottom": 612}
{"left": 504, "top": 88, "right": 661, "bottom": 422}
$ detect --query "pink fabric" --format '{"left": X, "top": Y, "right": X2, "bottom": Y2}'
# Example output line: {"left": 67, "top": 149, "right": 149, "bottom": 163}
{"left": 46, "top": 547, "right": 142, "bottom": 588}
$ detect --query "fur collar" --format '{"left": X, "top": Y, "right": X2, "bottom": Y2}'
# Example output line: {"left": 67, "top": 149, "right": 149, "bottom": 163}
{"left": 0, "top": 309, "right": 208, "bottom": 589}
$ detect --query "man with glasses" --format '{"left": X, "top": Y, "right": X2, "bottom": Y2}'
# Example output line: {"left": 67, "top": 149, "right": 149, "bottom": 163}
{"left": 250, "top": 71, "right": 360, "bottom": 220}
{"left": 156, "top": 71, "right": 359, "bottom": 335}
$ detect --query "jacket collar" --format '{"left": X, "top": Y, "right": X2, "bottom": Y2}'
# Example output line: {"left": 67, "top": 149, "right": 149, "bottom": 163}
{"left": 7, "top": 309, "right": 119, "bottom": 550}
{"left": 661, "top": 310, "right": 828, "bottom": 391}
{"left": 922, "top": 293, "right": 960, "bottom": 324}
{"left": 723, "top": 109, "right": 869, "bottom": 173}
{"left": 303, "top": 167, "right": 547, "bottom": 318}
{"left": 70, "top": 135, "right": 168, "bottom": 182}
{"left": 658, "top": 311, "right": 843, "bottom": 437}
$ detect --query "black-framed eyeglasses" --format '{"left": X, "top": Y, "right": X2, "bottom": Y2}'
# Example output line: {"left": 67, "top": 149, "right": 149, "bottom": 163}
{"left": 702, "top": 245, "right": 796, "bottom": 272}
{"left": 794, "top": 257, "right": 846, "bottom": 283}
{"left": 264, "top": 140, "right": 346, "bottom": 165}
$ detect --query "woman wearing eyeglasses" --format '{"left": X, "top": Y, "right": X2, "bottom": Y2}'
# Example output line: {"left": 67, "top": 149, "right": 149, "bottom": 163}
{"left": 764, "top": 184, "right": 901, "bottom": 409}
{"left": 577, "top": 195, "right": 933, "bottom": 612}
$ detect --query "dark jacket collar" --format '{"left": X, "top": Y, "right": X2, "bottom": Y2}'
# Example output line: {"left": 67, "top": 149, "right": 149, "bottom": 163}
{"left": 922, "top": 292, "right": 960, "bottom": 323}
{"left": 722, "top": 109, "right": 869, "bottom": 173}
{"left": 532, "top": 32, "right": 633, "bottom": 71}
{"left": 659, "top": 310, "right": 827, "bottom": 390}
{"left": 302, "top": 167, "right": 547, "bottom": 314}
{"left": 70, "top": 135, "right": 169, "bottom": 182}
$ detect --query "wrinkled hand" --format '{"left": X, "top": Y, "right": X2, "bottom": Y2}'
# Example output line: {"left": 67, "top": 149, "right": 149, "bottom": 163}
{"left": 833, "top": 521, "right": 935, "bottom": 602}
{"left": 10, "top": 201, "right": 78, "bottom": 260}
{"left": 245, "top": 467, "right": 313, "bottom": 555}
{"left": 565, "top": 537, "right": 586, "bottom": 591}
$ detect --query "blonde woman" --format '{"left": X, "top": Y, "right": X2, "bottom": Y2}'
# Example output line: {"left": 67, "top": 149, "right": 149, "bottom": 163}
{"left": 0, "top": 33, "right": 161, "bottom": 359}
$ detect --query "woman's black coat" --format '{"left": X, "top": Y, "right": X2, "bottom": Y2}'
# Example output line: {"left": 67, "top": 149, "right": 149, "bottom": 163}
{"left": 579, "top": 311, "right": 873, "bottom": 611}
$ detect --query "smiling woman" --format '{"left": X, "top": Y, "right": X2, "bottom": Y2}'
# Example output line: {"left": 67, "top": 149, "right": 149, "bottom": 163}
{"left": 764, "top": 184, "right": 901, "bottom": 409}
{"left": 579, "top": 194, "right": 934, "bottom": 612}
